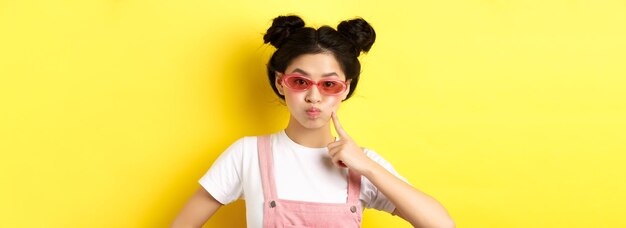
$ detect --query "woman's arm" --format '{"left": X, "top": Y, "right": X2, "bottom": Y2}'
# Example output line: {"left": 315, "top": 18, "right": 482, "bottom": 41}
{"left": 171, "top": 187, "right": 223, "bottom": 228}
{"left": 327, "top": 112, "right": 454, "bottom": 227}
{"left": 363, "top": 160, "right": 455, "bottom": 227}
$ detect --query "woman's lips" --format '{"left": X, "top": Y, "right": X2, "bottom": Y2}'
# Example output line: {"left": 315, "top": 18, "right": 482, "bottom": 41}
{"left": 306, "top": 108, "right": 321, "bottom": 118}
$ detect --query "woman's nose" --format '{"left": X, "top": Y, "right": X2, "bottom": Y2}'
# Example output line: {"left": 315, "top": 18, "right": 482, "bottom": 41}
{"left": 305, "top": 86, "right": 322, "bottom": 103}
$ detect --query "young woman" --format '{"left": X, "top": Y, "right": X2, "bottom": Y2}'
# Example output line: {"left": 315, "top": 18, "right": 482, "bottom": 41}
{"left": 171, "top": 15, "right": 454, "bottom": 228}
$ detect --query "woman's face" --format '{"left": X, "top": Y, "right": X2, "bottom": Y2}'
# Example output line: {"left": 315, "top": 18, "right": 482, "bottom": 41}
{"left": 275, "top": 53, "right": 351, "bottom": 129}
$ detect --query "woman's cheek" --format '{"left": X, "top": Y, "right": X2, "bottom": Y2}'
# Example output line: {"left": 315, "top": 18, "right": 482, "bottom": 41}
{"left": 328, "top": 97, "right": 342, "bottom": 113}
{"left": 284, "top": 92, "right": 303, "bottom": 108}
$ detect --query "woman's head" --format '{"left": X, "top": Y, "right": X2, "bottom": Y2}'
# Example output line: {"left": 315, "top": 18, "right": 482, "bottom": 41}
{"left": 264, "top": 15, "right": 376, "bottom": 101}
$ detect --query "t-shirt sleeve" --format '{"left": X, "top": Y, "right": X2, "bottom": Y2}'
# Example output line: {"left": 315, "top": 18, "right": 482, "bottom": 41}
{"left": 360, "top": 148, "right": 411, "bottom": 213}
{"left": 198, "top": 137, "right": 246, "bottom": 205}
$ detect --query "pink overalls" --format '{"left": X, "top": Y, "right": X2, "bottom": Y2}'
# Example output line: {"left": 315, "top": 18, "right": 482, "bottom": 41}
{"left": 257, "top": 135, "right": 363, "bottom": 228}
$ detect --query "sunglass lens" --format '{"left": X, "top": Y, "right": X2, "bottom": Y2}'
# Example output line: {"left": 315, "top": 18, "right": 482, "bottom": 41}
{"left": 320, "top": 80, "right": 345, "bottom": 95}
{"left": 285, "top": 77, "right": 310, "bottom": 90}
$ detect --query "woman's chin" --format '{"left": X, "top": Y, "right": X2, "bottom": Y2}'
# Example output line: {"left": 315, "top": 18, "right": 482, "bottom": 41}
{"left": 298, "top": 118, "right": 328, "bottom": 129}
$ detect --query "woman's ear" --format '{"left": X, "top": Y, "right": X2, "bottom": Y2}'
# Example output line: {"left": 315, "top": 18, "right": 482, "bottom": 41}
{"left": 275, "top": 72, "right": 285, "bottom": 95}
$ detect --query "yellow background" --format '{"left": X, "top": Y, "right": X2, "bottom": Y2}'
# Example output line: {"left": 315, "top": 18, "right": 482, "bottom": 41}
{"left": 1, "top": 0, "right": 625, "bottom": 227}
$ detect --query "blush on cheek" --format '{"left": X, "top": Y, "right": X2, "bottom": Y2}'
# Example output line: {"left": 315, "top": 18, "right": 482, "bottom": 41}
{"left": 329, "top": 98, "right": 342, "bottom": 113}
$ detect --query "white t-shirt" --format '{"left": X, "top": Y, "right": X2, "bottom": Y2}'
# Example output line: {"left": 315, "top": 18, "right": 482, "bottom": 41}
{"left": 199, "top": 130, "right": 409, "bottom": 228}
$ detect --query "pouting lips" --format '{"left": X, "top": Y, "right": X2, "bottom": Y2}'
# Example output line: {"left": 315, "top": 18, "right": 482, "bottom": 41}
{"left": 306, "top": 108, "right": 321, "bottom": 118}
{"left": 306, "top": 107, "right": 321, "bottom": 113}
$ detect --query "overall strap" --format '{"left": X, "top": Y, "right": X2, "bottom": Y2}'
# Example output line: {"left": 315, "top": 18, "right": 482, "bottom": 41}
{"left": 347, "top": 169, "right": 362, "bottom": 204}
{"left": 257, "top": 135, "right": 277, "bottom": 201}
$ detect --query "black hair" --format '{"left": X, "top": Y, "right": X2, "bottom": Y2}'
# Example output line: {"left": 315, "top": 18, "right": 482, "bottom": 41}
{"left": 263, "top": 15, "right": 376, "bottom": 100}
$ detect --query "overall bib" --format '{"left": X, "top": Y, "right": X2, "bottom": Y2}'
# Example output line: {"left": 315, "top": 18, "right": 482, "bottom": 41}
{"left": 257, "top": 135, "right": 363, "bottom": 228}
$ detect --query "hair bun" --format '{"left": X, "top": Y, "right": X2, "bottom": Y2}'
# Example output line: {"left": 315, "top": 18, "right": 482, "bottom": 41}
{"left": 264, "top": 15, "right": 305, "bottom": 48}
{"left": 337, "top": 18, "right": 376, "bottom": 54}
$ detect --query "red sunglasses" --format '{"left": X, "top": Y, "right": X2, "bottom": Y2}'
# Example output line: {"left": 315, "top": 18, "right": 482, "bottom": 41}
{"left": 280, "top": 73, "right": 348, "bottom": 96}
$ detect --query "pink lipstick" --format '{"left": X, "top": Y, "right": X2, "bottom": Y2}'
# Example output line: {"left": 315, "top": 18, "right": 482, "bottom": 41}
{"left": 306, "top": 108, "right": 321, "bottom": 118}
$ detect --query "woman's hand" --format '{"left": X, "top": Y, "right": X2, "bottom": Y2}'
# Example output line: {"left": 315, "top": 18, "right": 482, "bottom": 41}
{"left": 326, "top": 111, "right": 455, "bottom": 227}
{"left": 327, "top": 111, "right": 376, "bottom": 174}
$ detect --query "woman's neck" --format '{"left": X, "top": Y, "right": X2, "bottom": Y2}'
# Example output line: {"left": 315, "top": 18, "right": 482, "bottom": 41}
{"left": 284, "top": 116, "right": 335, "bottom": 148}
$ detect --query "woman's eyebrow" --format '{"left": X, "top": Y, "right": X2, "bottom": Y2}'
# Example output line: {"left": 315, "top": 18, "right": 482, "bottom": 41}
{"left": 292, "top": 68, "right": 310, "bottom": 75}
{"left": 292, "top": 68, "right": 339, "bottom": 77}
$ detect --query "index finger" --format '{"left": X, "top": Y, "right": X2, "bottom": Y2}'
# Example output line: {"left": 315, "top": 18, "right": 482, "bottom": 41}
{"left": 331, "top": 111, "right": 350, "bottom": 140}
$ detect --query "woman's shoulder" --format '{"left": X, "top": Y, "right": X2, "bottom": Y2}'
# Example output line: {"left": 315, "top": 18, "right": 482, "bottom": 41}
{"left": 232, "top": 131, "right": 280, "bottom": 144}
{"left": 361, "top": 147, "right": 399, "bottom": 173}
{"left": 223, "top": 131, "right": 281, "bottom": 151}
